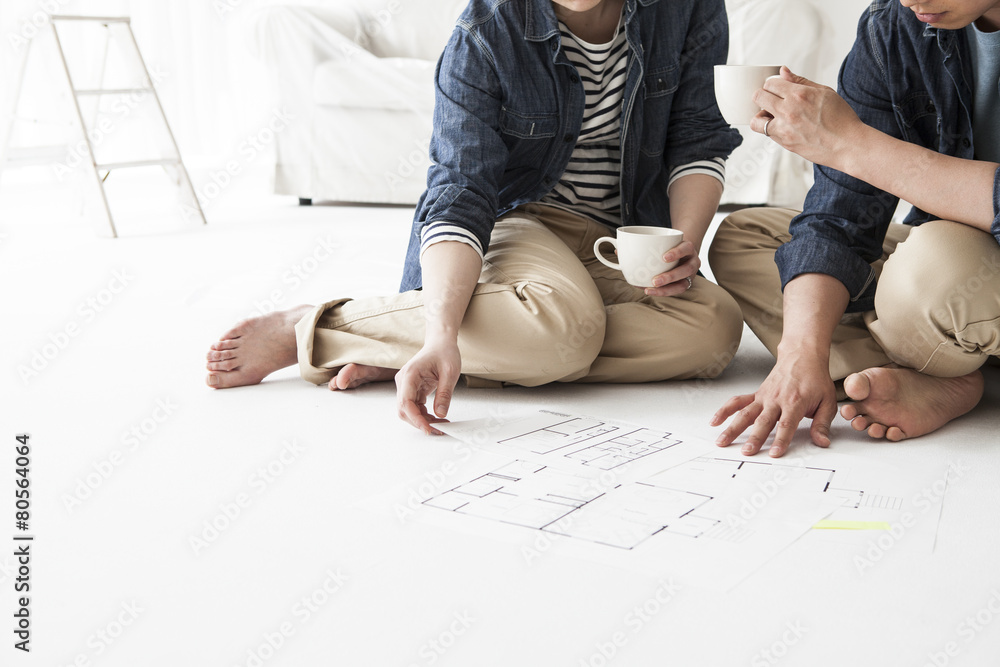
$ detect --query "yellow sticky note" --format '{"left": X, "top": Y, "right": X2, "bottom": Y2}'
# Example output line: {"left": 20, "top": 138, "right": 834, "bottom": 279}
{"left": 813, "top": 520, "right": 891, "bottom": 530}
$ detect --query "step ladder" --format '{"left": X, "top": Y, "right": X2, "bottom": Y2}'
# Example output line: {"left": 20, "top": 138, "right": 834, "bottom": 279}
{"left": 0, "top": 15, "right": 206, "bottom": 237}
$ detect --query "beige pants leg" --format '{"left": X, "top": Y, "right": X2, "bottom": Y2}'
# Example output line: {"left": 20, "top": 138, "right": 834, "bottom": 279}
{"left": 530, "top": 205, "right": 744, "bottom": 382}
{"left": 708, "top": 207, "right": 910, "bottom": 380}
{"left": 295, "top": 203, "right": 745, "bottom": 387}
{"left": 295, "top": 207, "right": 607, "bottom": 387}
{"left": 866, "top": 220, "right": 1000, "bottom": 376}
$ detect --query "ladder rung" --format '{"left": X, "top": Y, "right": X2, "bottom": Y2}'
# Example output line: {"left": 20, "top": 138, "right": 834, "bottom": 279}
{"left": 96, "top": 159, "right": 180, "bottom": 170}
{"left": 75, "top": 88, "right": 153, "bottom": 96}
{"left": 50, "top": 15, "right": 130, "bottom": 23}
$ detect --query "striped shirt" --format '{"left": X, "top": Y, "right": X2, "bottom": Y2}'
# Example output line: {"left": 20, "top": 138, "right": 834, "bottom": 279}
{"left": 419, "top": 13, "right": 726, "bottom": 259}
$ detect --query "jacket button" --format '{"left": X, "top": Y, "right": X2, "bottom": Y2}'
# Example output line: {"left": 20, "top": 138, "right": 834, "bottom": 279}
{"left": 657, "top": 78, "right": 666, "bottom": 91}
{"left": 962, "top": 138, "right": 971, "bottom": 148}
{"left": 925, "top": 102, "right": 936, "bottom": 113}
{"left": 563, "top": 134, "right": 574, "bottom": 143}
{"left": 570, "top": 73, "right": 579, "bottom": 84}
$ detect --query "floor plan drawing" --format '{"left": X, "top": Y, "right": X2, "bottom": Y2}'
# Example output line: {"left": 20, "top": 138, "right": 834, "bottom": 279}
{"left": 403, "top": 410, "right": 947, "bottom": 589}
{"left": 423, "top": 459, "right": 715, "bottom": 549}
{"left": 496, "top": 416, "right": 683, "bottom": 471}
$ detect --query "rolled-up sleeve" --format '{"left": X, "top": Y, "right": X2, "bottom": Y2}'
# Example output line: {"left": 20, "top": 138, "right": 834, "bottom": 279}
{"left": 775, "top": 8, "right": 906, "bottom": 313}
{"left": 664, "top": 0, "right": 742, "bottom": 171}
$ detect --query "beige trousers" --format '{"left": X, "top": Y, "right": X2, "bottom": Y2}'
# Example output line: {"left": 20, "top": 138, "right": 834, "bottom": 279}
{"left": 295, "top": 204, "right": 744, "bottom": 387}
{"left": 708, "top": 207, "right": 1000, "bottom": 380}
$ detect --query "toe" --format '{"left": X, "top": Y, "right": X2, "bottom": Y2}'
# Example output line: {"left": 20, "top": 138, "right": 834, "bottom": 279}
{"left": 208, "top": 359, "right": 240, "bottom": 372}
{"left": 840, "top": 403, "right": 860, "bottom": 420}
{"left": 843, "top": 371, "right": 872, "bottom": 402}
{"left": 850, "top": 415, "right": 870, "bottom": 432}
{"left": 206, "top": 350, "right": 236, "bottom": 362}
{"left": 867, "top": 423, "right": 887, "bottom": 439}
{"left": 211, "top": 340, "right": 239, "bottom": 351}
{"left": 886, "top": 426, "right": 907, "bottom": 442}
{"left": 206, "top": 373, "right": 220, "bottom": 388}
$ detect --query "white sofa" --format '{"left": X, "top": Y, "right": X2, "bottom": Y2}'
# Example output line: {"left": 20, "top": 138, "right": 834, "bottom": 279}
{"left": 252, "top": 0, "right": 872, "bottom": 207}
{"left": 250, "top": 0, "right": 467, "bottom": 205}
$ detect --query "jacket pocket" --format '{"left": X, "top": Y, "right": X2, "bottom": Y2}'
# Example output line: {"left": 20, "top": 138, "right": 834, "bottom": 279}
{"left": 499, "top": 107, "right": 559, "bottom": 139}
{"left": 892, "top": 91, "right": 940, "bottom": 143}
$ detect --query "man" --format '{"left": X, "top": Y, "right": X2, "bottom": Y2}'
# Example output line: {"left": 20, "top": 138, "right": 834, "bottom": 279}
{"left": 710, "top": 0, "right": 1000, "bottom": 457}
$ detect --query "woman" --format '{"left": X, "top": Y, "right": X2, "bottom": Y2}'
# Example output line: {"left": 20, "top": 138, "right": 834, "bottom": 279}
{"left": 206, "top": 0, "right": 744, "bottom": 434}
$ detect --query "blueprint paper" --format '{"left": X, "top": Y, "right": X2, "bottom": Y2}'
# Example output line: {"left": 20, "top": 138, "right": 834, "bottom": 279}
{"left": 438, "top": 410, "right": 948, "bottom": 550}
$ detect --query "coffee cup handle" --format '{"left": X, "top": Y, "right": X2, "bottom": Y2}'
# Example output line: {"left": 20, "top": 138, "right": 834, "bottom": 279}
{"left": 593, "top": 237, "right": 621, "bottom": 271}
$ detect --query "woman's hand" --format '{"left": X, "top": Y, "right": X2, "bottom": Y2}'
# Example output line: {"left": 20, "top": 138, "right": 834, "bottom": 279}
{"left": 644, "top": 240, "right": 700, "bottom": 297}
{"left": 750, "top": 66, "right": 867, "bottom": 172}
{"left": 395, "top": 339, "right": 462, "bottom": 436}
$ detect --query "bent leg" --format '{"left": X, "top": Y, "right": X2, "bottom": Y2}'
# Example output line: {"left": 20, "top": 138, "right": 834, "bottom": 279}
{"left": 532, "top": 205, "right": 743, "bottom": 383}
{"left": 866, "top": 220, "right": 1000, "bottom": 375}
{"left": 708, "top": 207, "right": 908, "bottom": 380}
{"left": 839, "top": 221, "right": 996, "bottom": 440}
{"left": 295, "top": 209, "right": 607, "bottom": 387}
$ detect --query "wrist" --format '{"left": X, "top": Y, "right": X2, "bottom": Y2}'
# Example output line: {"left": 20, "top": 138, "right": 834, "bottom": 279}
{"left": 777, "top": 335, "right": 831, "bottom": 363}
{"left": 833, "top": 121, "right": 875, "bottom": 176}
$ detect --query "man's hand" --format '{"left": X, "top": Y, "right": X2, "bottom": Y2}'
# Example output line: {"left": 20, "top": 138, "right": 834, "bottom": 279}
{"left": 395, "top": 340, "right": 462, "bottom": 435}
{"left": 644, "top": 240, "right": 700, "bottom": 297}
{"left": 750, "top": 66, "right": 867, "bottom": 172}
{"left": 712, "top": 348, "right": 838, "bottom": 457}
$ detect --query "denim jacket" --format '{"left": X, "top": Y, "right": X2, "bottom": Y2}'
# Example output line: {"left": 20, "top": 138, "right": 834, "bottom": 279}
{"left": 776, "top": 0, "right": 1000, "bottom": 313}
{"left": 400, "top": 0, "right": 741, "bottom": 290}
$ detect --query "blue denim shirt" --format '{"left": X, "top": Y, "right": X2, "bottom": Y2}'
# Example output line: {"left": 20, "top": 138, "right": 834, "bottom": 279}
{"left": 400, "top": 0, "right": 741, "bottom": 290}
{"left": 776, "top": 0, "right": 1000, "bottom": 313}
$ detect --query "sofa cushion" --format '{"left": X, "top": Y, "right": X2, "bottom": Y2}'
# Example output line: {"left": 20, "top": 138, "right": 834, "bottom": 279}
{"left": 313, "top": 56, "right": 436, "bottom": 110}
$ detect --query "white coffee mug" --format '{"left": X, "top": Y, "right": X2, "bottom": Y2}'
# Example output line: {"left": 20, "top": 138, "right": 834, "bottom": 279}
{"left": 713, "top": 64, "right": 781, "bottom": 126}
{"left": 593, "top": 226, "right": 684, "bottom": 288}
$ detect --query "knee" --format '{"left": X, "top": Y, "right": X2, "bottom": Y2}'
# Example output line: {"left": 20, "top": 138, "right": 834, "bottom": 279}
{"left": 707, "top": 207, "right": 792, "bottom": 285}
{"left": 707, "top": 212, "right": 745, "bottom": 283}
{"left": 878, "top": 221, "right": 993, "bottom": 323}
{"left": 514, "top": 283, "right": 607, "bottom": 384}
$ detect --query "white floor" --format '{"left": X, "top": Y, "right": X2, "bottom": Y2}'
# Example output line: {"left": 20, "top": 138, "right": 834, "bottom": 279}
{"left": 2, "top": 172, "right": 1000, "bottom": 666}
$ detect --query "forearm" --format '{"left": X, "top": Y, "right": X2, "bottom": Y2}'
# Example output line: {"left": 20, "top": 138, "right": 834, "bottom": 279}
{"left": 778, "top": 273, "right": 850, "bottom": 361}
{"left": 667, "top": 173, "right": 725, "bottom": 253}
{"left": 419, "top": 241, "right": 483, "bottom": 345}
{"left": 838, "top": 125, "right": 997, "bottom": 232}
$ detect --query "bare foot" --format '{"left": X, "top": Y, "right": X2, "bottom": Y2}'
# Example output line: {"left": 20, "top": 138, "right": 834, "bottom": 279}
{"left": 205, "top": 305, "right": 312, "bottom": 389}
{"left": 329, "top": 363, "right": 396, "bottom": 391}
{"left": 840, "top": 366, "right": 984, "bottom": 441}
